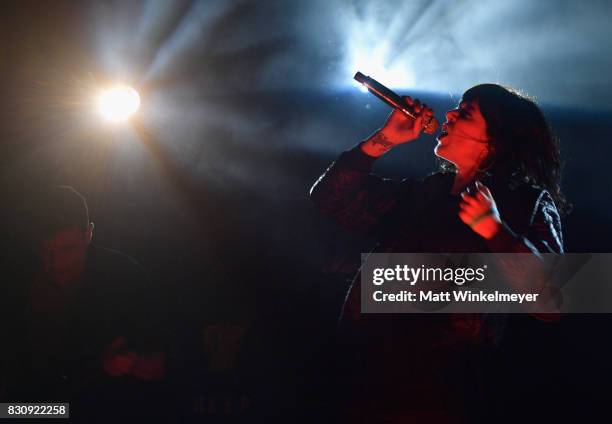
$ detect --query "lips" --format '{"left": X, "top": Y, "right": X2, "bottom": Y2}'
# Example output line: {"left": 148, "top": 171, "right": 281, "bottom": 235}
{"left": 439, "top": 122, "right": 450, "bottom": 137}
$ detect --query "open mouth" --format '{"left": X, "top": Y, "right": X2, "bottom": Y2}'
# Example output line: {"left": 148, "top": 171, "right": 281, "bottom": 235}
{"left": 438, "top": 123, "right": 449, "bottom": 138}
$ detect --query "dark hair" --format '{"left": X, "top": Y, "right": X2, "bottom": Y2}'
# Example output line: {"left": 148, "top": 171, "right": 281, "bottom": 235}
{"left": 441, "top": 83, "right": 569, "bottom": 214}
{"left": 31, "top": 185, "right": 90, "bottom": 240}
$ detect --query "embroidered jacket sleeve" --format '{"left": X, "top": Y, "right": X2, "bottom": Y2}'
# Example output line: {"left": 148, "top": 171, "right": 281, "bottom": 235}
{"left": 486, "top": 190, "right": 564, "bottom": 254}
{"left": 310, "top": 144, "right": 414, "bottom": 234}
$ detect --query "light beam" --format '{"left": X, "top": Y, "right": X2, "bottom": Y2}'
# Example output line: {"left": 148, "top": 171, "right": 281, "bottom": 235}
{"left": 97, "top": 85, "right": 141, "bottom": 122}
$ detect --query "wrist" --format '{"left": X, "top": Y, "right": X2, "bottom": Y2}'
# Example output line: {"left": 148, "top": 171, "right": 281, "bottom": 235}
{"left": 482, "top": 220, "right": 502, "bottom": 240}
{"left": 479, "top": 216, "right": 504, "bottom": 241}
{"left": 361, "top": 131, "right": 395, "bottom": 157}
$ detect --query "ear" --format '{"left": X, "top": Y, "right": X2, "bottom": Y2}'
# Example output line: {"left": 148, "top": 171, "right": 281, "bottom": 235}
{"left": 85, "top": 222, "right": 94, "bottom": 244}
{"left": 482, "top": 143, "right": 496, "bottom": 164}
{"left": 477, "top": 146, "right": 490, "bottom": 163}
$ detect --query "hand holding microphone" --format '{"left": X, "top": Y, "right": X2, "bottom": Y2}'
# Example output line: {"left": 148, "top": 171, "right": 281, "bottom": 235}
{"left": 355, "top": 72, "right": 438, "bottom": 149}
{"left": 378, "top": 95, "right": 435, "bottom": 145}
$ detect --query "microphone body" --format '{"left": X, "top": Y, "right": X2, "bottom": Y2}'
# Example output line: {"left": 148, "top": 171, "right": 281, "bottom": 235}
{"left": 354, "top": 71, "right": 439, "bottom": 134}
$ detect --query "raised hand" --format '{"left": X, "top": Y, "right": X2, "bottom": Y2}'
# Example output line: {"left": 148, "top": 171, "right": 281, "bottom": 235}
{"left": 361, "top": 96, "right": 434, "bottom": 157}
{"left": 458, "top": 181, "right": 502, "bottom": 239}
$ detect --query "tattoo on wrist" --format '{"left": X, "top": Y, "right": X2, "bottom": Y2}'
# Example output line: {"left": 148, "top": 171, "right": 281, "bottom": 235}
{"left": 369, "top": 132, "right": 394, "bottom": 153}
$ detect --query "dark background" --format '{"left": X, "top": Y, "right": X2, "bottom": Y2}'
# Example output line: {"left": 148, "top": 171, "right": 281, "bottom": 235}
{"left": 1, "top": 1, "right": 611, "bottom": 422}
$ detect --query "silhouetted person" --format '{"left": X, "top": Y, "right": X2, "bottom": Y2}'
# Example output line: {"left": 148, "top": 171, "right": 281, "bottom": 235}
{"left": 310, "top": 84, "right": 566, "bottom": 423}
{"left": 2, "top": 185, "right": 165, "bottom": 419}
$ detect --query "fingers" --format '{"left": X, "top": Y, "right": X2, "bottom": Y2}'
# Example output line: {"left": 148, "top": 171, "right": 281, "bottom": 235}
{"left": 460, "top": 191, "right": 478, "bottom": 206}
{"left": 460, "top": 193, "right": 487, "bottom": 213}
{"left": 413, "top": 99, "right": 422, "bottom": 113}
{"left": 467, "top": 190, "right": 487, "bottom": 203}
{"left": 460, "top": 183, "right": 490, "bottom": 214}
{"left": 402, "top": 96, "right": 420, "bottom": 117}
{"left": 402, "top": 96, "right": 427, "bottom": 115}
{"left": 462, "top": 182, "right": 491, "bottom": 201}
{"left": 400, "top": 96, "right": 435, "bottom": 124}
{"left": 475, "top": 181, "right": 493, "bottom": 198}
{"left": 459, "top": 203, "right": 475, "bottom": 218}
{"left": 103, "top": 350, "right": 137, "bottom": 377}
{"left": 459, "top": 181, "right": 497, "bottom": 226}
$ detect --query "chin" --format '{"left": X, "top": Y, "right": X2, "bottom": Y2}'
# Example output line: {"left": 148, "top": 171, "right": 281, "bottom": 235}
{"left": 434, "top": 143, "right": 445, "bottom": 159}
{"left": 434, "top": 148, "right": 457, "bottom": 168}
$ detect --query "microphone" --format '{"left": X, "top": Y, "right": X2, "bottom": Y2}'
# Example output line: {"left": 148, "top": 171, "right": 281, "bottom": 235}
{"left": 354, "top": 71, "right": 439, "bottom": 134}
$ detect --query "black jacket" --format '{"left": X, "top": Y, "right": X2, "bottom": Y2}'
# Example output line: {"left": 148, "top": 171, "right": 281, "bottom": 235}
{"left": 309, "top": 144, "right": 565, "bottom": 419}
{"left": 311, "top": 144, "right": 564, "bottom": 320}
{"left": 311, "top": 144, "right": 563, "bottom": 255}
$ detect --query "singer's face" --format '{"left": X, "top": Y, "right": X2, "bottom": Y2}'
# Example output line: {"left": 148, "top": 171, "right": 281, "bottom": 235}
{"left": 434, "top": 99, "right": 489, "bottom": 169}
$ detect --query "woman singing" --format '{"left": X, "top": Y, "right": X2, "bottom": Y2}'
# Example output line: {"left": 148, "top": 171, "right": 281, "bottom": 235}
{"left": 310, "top": 83, "right": 566, "bottom": 422}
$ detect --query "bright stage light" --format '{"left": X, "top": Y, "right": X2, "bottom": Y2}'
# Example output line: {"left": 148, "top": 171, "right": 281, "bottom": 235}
{"left": 97, "top": 85, "right": 141, "bottom": 122}
{"left": 348, "top": 43, "right": 416, "bottom": 91}
{"left": 354, "top": 79, "right": 369, "bottom": 93}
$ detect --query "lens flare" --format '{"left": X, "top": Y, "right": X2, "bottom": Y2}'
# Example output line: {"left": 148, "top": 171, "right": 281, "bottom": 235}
{"left": 348, "top": 43, "right": 416, "bottom": 90}
{"left": 97, "top": 85, "right": 141, "bottom": 122}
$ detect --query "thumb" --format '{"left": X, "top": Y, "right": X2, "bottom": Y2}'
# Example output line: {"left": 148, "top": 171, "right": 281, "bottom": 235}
{"left": 402, "top": 95, "right": 414, "bottom": 106}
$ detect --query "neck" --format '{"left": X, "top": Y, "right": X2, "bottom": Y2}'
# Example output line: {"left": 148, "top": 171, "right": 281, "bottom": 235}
{"left": 451, "top": 165, "right": 478, "bottom": 195}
